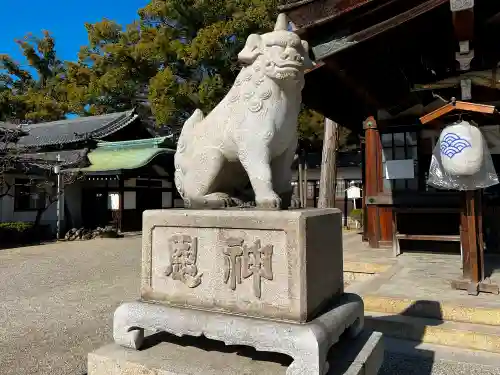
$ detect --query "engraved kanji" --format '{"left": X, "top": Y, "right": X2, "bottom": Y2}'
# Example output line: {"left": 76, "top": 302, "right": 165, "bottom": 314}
{"left": 223, "top": 237, "right": 273, "bottom": 298}
{"left": 165, "top": 235, "right": 203, "bottom": 288}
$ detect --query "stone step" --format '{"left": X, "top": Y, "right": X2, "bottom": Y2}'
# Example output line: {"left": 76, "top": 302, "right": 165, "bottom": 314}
{"left": 365, "top": 311, "right": 500, "bottom": 353}
{"left": 363, "top": 294, "right": 500, "bottom": 326}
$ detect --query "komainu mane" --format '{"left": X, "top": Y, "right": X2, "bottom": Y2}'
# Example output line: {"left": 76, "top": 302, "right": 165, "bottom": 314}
{"left": 174, "top": 14, "right": 313, "bottom": 209}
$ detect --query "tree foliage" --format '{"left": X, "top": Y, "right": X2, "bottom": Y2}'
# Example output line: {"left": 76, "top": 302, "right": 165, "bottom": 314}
{"left": 0, "top": 31, "right": 70, "bottom": 122}
{"left": 0, "top": 0, "right": 357, "bottom": 149}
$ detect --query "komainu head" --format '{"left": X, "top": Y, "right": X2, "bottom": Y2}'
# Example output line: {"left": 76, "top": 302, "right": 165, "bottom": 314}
{"left": 237, "top": 14, "right": 314, "bottom": 81}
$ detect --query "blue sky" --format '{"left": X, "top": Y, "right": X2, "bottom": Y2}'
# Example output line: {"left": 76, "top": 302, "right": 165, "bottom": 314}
{"left": 0, "top": 0, "right": 150, "bottom": 69}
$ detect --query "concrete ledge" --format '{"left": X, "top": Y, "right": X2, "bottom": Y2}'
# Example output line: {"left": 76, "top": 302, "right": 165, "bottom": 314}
{"left": 88, "top": 331, "right": 384, "bottom": 375}
{"left": 366, "top": 311, "right": 500, "bottom": 353}
{"left": 363, "top": 295, "right": 500, "bottom": 326}
{"left": 329, "top": 331, "right": 384, "bottom": 375}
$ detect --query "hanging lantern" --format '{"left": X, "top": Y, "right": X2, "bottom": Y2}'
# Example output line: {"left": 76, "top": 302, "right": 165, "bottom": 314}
{"left": 427, "top": 120, "right": 499, "bottom": 191}
{"left": 439, "top": 120, "right": 483, "bottom": 176}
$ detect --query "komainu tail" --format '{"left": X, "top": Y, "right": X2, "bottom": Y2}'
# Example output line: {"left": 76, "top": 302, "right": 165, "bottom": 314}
{"left": 181, "top": 109, "right": 204, "bottom": 136}
{"left": 175, "top": 109, "right": 205, "bottom": 199}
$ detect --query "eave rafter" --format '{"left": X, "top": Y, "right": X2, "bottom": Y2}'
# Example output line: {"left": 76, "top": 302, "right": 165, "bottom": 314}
{"left": 311, "top": 0, "right": 448, "bottom": 61}
{"left": 279, "top": 0, "right": 378, "bottom": 30}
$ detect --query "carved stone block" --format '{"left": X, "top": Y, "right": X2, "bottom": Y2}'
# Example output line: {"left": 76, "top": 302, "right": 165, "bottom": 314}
{"left": 141, "top": 208, "right": 344, "bottom": 323}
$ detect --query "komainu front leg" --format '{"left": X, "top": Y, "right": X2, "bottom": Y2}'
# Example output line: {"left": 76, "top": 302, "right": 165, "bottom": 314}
{"left": 271, "top": 139, "right": 298, "bottom": 209}
{"left": 180, "top": 150, "right": 232, "bottom": 208}
{"left": 184, "top": 193, "right": 233, "bottom": 209}
{"left": 239, "top": 146, "right": 281, "bottom": 209}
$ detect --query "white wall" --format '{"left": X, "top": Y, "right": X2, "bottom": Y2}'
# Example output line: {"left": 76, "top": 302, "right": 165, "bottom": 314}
{"left": 0, "top": 175, "right": 83, "bottom": 231}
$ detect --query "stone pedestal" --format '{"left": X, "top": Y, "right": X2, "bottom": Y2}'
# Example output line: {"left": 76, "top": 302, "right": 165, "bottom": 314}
{"left": 89, "top": 208, "right": 383, "bottom": 375}
{"left": 141, "top": 208, "right": 344, "bottom": 322}
{"left": 89, "top": 331, "right": 383, "bottom": 375}
{"left": 113, "top": 294, "right": 363, "bottom": 375}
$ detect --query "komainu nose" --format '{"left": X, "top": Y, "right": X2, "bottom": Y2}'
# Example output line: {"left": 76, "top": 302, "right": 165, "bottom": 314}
{"left": 280, "top": 48, "right": 302, "bottom": 63}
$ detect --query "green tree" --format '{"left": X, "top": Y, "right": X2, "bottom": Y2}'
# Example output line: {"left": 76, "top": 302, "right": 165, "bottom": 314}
{"left": 298, "top": 108, "right": 358, "bottom": 152}
{"left": 0, "top": 31, "right": 69, "bottom": 122}
{"left": 65, "top": 0, "right": 279, "bottom": 130}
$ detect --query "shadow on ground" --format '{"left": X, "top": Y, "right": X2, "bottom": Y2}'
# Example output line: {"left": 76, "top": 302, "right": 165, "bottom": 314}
{"left": 373, "top": 300, "right": 444, "bottom": 375}
{"left": 142, "top": 331, "right": 293, "bottom": 365}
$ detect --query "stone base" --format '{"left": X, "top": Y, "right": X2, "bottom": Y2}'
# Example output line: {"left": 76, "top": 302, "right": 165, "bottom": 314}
{"left": 113, "top": 294, "right": 364, "bottom": 375}
{"left": 88, "top": 330, "right": 383, "bottom": 375}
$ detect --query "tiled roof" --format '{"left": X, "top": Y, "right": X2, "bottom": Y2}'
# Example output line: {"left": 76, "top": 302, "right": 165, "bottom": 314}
{"left": 14, "top": 110, "right": 139, "bottom": 148}
{"left": 18, "top": 150, "right": 89, "bottom": 168}
{"left": 66, "top": 136, "right": 175, "bottom": 173}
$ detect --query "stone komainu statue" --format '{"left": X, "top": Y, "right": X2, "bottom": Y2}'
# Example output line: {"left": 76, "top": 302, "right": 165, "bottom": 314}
{"left": 174, "top": 14, "right": 313, "bottom": 209}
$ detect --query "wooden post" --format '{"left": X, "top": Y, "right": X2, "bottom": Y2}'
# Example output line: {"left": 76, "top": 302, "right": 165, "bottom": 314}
{"left": 363, "top": 116, "right": 382, "bottom": 248}
{"left": 452, "top": 190, "right": 498, "bottom": 294}
{"left": 318, "top": 118, "right": 338, "bottom": 208}
{"left": 361, "top": 141, "right": 368, "bottom": 241}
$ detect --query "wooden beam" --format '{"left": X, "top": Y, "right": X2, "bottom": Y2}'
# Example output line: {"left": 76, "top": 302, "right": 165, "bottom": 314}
{"left": 277, "top": 0, "right": 315, "bottom": 12}
{"left": 413, "top": 69, "right": 500, "bottom": 91}
{"left": 455, "top": 101, "right": 496, "bottom": 113}
{"left": 312, "top": 0, "right": 448, "bottom": 60}
{"left": 324, "top": 59, "right": 381, "bottom": 109}
{"left": 282, "top": 0, "right": 380, "bottom": 30}
{"left": 486, "top": 11, "right": 500, "bottom": 24}
{"left": 419, "top": 100, "right": 496, "bottom": 124}
{"left": 305, "top": 61, "right": 325, "bottom": 74}
{"left": 292, "top": 0, "right": 403, "bottom": 36}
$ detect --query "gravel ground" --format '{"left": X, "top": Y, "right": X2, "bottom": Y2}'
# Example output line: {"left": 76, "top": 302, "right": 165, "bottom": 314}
{"left": 0, "top": 236, "right": 142, "bottom": 375}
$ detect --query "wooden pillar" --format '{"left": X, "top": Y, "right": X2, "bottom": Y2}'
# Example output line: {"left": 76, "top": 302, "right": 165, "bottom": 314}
{"left": 363, "top": 116, "right": 383, "bottom": 248}
{"left": 318, "top": 118, "right": 338, "bottom": 208}
{"left": 452, "top": 190, "right": 499, "bottom": 294}
{"left": 461, "top": 191, "right": 479, "bottom": 282}
{"left": 361, "top": 142, "right": 368, "bottom": 242}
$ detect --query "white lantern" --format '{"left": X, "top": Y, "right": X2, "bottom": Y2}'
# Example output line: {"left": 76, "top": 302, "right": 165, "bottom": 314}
{"left": 439, "top": 121, "right": 483, "bottom": 176}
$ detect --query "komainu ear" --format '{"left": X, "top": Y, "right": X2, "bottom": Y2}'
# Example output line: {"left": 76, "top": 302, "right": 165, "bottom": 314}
{"left": 238, "top": 34, "right": 263, "bottom": 65}
{"left": 301, "top": 40, "right": 314, "bottom": 69}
